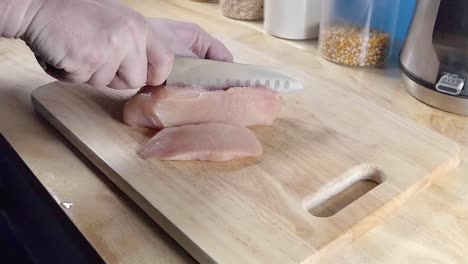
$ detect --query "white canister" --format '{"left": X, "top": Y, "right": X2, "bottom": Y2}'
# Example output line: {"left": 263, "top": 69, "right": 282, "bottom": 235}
{"left": 264, "top": 0, "right": 321, "bottom": 40}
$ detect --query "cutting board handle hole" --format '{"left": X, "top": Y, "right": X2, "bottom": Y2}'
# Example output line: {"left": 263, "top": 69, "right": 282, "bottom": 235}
{"left": 303, "top": 164, "right": 385, "bottom": 218}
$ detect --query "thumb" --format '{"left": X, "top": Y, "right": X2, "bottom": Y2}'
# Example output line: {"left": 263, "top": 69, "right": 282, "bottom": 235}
{"left": 202, "top": 35, "right": 234, "bottom": 62}
{"left": 185, "top": 25, "right": 233, "bottom": 62}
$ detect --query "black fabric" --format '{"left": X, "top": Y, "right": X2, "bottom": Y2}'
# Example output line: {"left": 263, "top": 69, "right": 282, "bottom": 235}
{"left": 0, "top": 133, "right": 105, "bottom": 264}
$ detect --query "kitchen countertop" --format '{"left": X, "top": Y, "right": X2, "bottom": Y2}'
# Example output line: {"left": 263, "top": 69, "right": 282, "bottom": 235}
{"left": 0, "top": 0, "right": 467, "bottom": 263}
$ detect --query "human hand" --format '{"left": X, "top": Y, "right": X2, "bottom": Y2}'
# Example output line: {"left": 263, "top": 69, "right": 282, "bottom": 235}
{"left": 23, "top": 0, "right": 232, "bottom": 90}
{"left": 145, "top": 18, "right": 233, "bottom": 63}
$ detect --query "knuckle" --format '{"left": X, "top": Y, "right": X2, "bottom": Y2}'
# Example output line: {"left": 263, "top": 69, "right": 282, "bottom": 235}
{"left": 55, "top": 58, "right": 68, "bottom": 70}
{"left": 147, "top": 65, "right": 162, "bottom": 86}
{"left": 109, "top": 77, "right": 127, "bottom": 90}
{"left": 64, "top": 72, "right": 87, "bottom": 83}
{"left": 84, "top": 50, "right": 103, "bottom": 69}
{"left": 122, "top": 13, "right": 146, "bottom": 35}
{"left": 161, "top": 48, "right": 175, "bottom": 65}
{"left": 85, "top": 79, "right": 98, "bottom": 87}
{"left": 108, "top": 33, "right": 120, "bottom": 50}
{"left": 135, "top": 74, "right": 147, "bottom": 88}
{"left": 86, "top": 77, "right": 104, "bottom": 88}
{"left": 126, "top": 74, "right": 146, "bottom": 89}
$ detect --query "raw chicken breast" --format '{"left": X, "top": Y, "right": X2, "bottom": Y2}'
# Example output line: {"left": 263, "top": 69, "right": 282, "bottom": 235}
{"left": 138, "top": 123, "right": 263, "bottom": 161}
{"left": 123, "top": 85, "right": 281, "bottom": 129}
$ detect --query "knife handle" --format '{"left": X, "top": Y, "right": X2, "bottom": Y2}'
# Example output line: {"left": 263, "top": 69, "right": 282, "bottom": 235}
{"left": 34, "top": 55, "right": 165, "bottom": 88}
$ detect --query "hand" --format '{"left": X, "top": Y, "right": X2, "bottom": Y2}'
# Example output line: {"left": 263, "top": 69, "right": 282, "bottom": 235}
{"left": 145, "top": 18, "right": 233, "bottom": 63}
{"left": 22, "top": 0, "right": 232, "bottom": 90}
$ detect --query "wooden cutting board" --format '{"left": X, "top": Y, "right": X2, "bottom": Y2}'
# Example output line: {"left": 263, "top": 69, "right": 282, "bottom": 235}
{"left": 32, "top": 40, "right": 460, "bottom": 264}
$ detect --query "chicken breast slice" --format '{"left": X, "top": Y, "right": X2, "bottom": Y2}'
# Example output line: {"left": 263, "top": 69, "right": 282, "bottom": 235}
{"left": 138, "top": 123, "right": 263, "bottom": 161}
{"left": 123, "top": 85, "right": 281, "bottom": 129}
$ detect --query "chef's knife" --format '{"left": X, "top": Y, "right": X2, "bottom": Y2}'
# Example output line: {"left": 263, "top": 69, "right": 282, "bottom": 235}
{"left": 35, "top": 55, "right": 303, "bottom": 93}
{"left": 166, "top": 56, "right": 304, "bottom": 93}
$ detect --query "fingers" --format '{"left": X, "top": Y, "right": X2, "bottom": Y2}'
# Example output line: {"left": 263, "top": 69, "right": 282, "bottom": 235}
{"left": 44, "top": 49, "right": 115, "bottom": 86}
{"left": 86, "top": 52, "right": 124, "bottom": 88}
{"left": 144, "top": 17, "right": 196, "bottom": 58}
{"left": 49, "top": 30, "right": 153, "bottom": 89}
{"left": 204, "top": 35, "right": 233, "bottom": 62}
{"left": 107, "top": 73, "right": 129, "bottom": 90}
{"left": 49, "top": 64, "right": 94, "bottom": 84}
{"left": 87, "top": 32, "right": 147, "bottom": 89}
{"left": 148, "top": 18, "right": 233, "bottom": 62}
{"left": 44, "top": 18, "right": 225, "bottom": 89}
{"left": 92, "top": 53, "right": 146, "bottom": 90}
{"left": 60, "top": 49, "right": 106, "bottom": 83}
{"left": 108, "top": 47, "right": 147, "bottom": 90}
{"left": 146, "top": 28, "right": 174, "bottom": 86}
{"left": 185, "top": 24, "right": 233, "bottom": 62}
{"left": 173, "top": 46, "right": 198, "bottom": 58}
{"left": 57, "top": 47, "right": 147, "bottom": 90}
{"left": 47, "top": 67, "right": 93, "bottom": 84}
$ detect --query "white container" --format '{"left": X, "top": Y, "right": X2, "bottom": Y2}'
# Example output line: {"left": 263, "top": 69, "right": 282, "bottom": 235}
{"left": 264, "top": 0, "right": 321, "bottom": 40}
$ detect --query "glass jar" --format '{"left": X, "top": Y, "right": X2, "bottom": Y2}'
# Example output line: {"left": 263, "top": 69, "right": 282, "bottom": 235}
{"left": 319, "top": 0, "right": 400, "bottom": 67}
{"left": 220, "top": 0, "right": 264, "bottom": 20}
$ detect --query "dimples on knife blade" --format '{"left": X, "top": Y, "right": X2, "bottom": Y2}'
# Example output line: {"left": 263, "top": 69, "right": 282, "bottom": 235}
{"left": 166, "top": 56, "right": 304, "bottom": 92}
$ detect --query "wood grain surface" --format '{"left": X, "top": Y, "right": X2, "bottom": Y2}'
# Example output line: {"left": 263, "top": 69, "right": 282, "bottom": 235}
{"left": 32, "top": 34, "right": 460, "bottom": 263}
{"left": 0, "top": 0, "right": 468, "bottom": 263}
{"left": 0, "top": 39, "right": 195, "bottom": 263}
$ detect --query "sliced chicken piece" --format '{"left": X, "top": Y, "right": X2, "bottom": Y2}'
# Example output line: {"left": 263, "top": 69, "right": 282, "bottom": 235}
{"left": 138, "top": 123, "right": 263, "bottom": 161}
{"left": 123, "top": 85, "right": 281, "bottom": 129}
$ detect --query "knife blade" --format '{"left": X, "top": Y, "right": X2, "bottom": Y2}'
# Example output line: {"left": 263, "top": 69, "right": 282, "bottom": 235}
{"left": 166, "top": 56, "right": 304, "bottom": 93}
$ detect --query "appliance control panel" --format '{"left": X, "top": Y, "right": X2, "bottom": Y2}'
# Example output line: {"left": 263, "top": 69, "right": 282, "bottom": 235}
{"left": 436, "top": 72, "right": 465, "bottom": 96}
